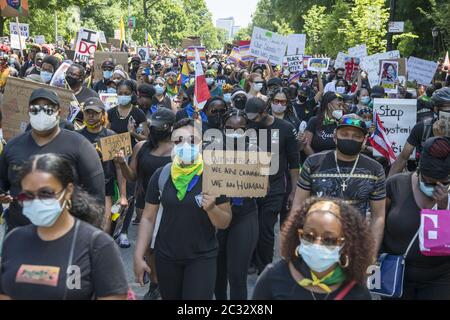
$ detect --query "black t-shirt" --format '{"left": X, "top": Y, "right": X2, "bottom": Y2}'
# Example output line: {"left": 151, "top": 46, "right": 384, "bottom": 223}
{"left": 107, "top": 106, "right": 147, "bottom": 147}
{"left": 151, "top": 95, "right": 172, "bottom": 110}
{"left": 216, "top": 75, "right": 232, "bottom": 87}
{"left": 407, "top": 121, "right": 435, "bottom": 159}
{"left": 293, "top": 99, "right": 316, "bottom": 123}
{"left": 252, "top": 118, "right": 300, "bottom": 195}
{"left": 0, "top": 129, "right": 105, "bottom": 229}
{"left": 77, "top": 127, "right": 117, "bottom": 186}
{"left": 306, "top": 116, "right": 337, "bottom": 153}
{"left": 383, "top": 173, "right": 450, "bottom": 269}
{"left": 252, "top": 259, "right": 372, "bottom": 300}
{"left": 298, "top": 150, "right": 386, "bottom": 215}
{"left": 93, "top": 79, "right": 109, "bottom": 94}
{"left": 145, "top": 167, "right": 228, "bottom": 260}
{"left": 0, "top": 220, "right": 128, "bottom": 300}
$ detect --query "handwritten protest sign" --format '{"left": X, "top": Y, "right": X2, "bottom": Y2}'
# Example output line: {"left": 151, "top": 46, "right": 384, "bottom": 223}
{"left": 249, "top": 27, "right": 288, "bottom": 66}
{"left": 334, "top": 52, "right": 350, "bottom": 69}
{"left": 93, "top": 51, "right": 129, "bottom": 81}
{"left": 9, "top": 22, "right": 28, "bottom": 49}
{"left": 1, "top": 77, "right": 75, "bottom": 141}
{"left": 348, "top": 44, "right": 367, "bottom": 59}
{"left": 202, "top": 150, "right": 270, "bottom": 197}
{"left": 360, "top": 50, "right": 400, "bottom": 88}
{"left": 286, "top": 54, "right": 304, "bottom": 73}
{"left": 35, "top": 35, "right": 45, "bottom": 45}
{"left": 287, "top": 34, "right": 306, "bottom": 55}
{"left": 407, "top": 56, "right": 438, "bottom": 86}
{"left": 307, "top": 58, "right": 330, "bottom": 72}
{"left": 99, "top": 132, "right": 132, "bottom": 162}
{"left": 74, "top": 28, "right": 98, "bottom": 63}
{"left": 373, "top": 98, "right": 417, "bottom": 157}
{"left": 186, "top": 46, "right": 206, "bottom": 61}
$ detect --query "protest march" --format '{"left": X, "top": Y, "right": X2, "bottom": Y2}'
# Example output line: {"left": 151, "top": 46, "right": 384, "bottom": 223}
{"left": 0, "top": 0, "right": 449, "bottom": 307}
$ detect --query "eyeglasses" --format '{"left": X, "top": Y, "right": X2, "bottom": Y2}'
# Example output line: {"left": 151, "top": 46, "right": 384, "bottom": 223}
{"left": 273, "top": 99, "right": 288, "bottom": 106}
{"left": 298, "top": 229, "right": 345, "bottom": 247}
{"left": 29, "top": 105, "right": 58, "bottom": 116}
{"left": 17, "top": 188, "right": 65, "bottom": 206}
{"left": 173, "top": 135, "right": 202, "bottom": 145}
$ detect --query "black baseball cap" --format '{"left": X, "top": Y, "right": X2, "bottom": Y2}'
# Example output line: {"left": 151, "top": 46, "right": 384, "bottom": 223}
{"left": 267, "top": 77, "right": 283, "bottom": 87}
{"left": 337, "top": 114, "right": 368, "bottom": 134}
{"left": 138, "top": 83, "right": 156, "bottom": 98}
{"left": 245, "top": 97, "right": 267, "bottom": 120}
{"left": 150, "top": 107, "right": 176, "bottom": 129}
{"left": 371, "top": 85, "right": 385, "bottom": 99}
{"left": 29, "top": 88, "right": 60, "bottom": 106}
{"left": 83, "top": 97, "right": 105, "bottom": 113}
{"left": 101, "top": 60, "right": 115, "bottom": 69}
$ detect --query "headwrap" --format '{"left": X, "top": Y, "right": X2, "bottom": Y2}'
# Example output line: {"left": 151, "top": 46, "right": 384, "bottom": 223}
{"left": 420, "top": 137, "right": 450, "bottom": 179}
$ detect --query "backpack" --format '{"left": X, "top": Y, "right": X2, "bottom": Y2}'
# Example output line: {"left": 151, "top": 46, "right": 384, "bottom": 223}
{"left": 150, "top": 162, "right": 172, "bottom": 249}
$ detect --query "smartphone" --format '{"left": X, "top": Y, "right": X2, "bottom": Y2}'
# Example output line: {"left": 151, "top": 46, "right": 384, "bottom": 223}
{"left": 144, "top": 67, "right": 151, "bottom": 76}
{"left": 143, "top": 271, "right": 150, "bottom": 285}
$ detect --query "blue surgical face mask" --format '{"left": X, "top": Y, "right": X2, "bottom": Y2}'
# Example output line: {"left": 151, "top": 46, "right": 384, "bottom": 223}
{"left": 175, "top": 143, "right": 200, "bottom": 164}
{"left": 360, "top": 96, "right": 371, "bottom": 105}
{"left": 154, "top": 85, "right": 165, "bottom": 95}
{"left": 103, "top": 70, "right": 113, "bottom": 80}
{"left": 107, "top": 87, "right": 117, "bottom": 94}
{"left": 365, "top": 120, "right": 372, "bottom": 129}
{"left": 22, "top": 190, "right": 66, "bottom": 227}
{"left": 40, "top": 71, "right": 53, "bottom": 83}
{"left": 223, "top": 93, "right": 232, "bottom": 103}
{"left": 419, "top": 177, "right": 435, "bottom": 198}
{"left": 117, "top": 95, "right": 132, "bottom": 106}
{"left": 297, "top": 240, "right": 343, "bottom": 272}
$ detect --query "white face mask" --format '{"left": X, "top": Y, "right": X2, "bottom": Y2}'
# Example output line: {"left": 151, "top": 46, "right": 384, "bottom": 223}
{"left": 252, "top": 83, "right": 263, "bottom": 92}
{"left": 336, "top": 86, "right": 346, "bottom": 94}
{"left": 271, "top": 103, "right": 287, "bottom": 114}
{"left": 332, "top": 109, "right": 344, "bottom": 120}
{"left": 29, "top": 111, "right": 59, "bottom": 131}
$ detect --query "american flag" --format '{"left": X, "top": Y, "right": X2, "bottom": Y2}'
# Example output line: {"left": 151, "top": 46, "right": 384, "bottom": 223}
{"left": 368, "top": 111, "right": 397, "bottom": 165}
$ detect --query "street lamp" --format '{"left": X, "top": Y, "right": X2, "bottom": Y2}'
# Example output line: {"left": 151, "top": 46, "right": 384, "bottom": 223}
{"left": 432, "top": 27, "right": 439, "bottom": 38}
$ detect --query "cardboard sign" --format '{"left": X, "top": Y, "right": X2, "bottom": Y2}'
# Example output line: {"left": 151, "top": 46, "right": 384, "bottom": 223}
{"left": 74, "top": 28, "right": 98, "bottom": 63}
{"left": 99, "top": 93, "right": 118, "bottom": 111}
{"left": 35, "top": 35, "right": 45, "bottom": 45}
{"left": 93, "top": 52, "right": 129, "bottom": 81}
{"left": 407, "top": 56, "right": 438, "bottom": 86}
{"left": 286, "top": 54, "right": 304, "bottom": 73}
{"left": 137, "top": 47, "right": 150, "bottom": 62}
{"left": 99, "top": 132, "right": 132, "bottom": 162}
{"left": 348, "top": 44, "right": 367, "bottom": 59}
{"left": 287, "top": 34, "right": 306, "bottom": 55}
{"left": 202, "top": 150, "right": 270, "bottom": 197}
{"left": 9, "top": 22, "right": 28, "bottom": 49}
{"left": 379, "top": 61, "right": 399, "bottom": 94}
{"left": 186, "top": 46, "right": 206, "bottom": 61}
{"left": 373, "top": 99, "right": 417, "bottom": 157}
{"left": 307, "top": 58, "right": 330, "bottom": 72}
{"left": 108, "top": 38, "right": 121, "bottom": 48}
{"left": 249, "top": 27, "right": 288, "bottom": 66}
{"left": 360, "top": 50, "right": 400, "bottom": 88}
{"left": 182, "top": 37, "right": 201, "bottom": 49}
{"left": 97, "top": 31, "right": 107, "bottom": 44}
{"left": 1, "top": 77, "right": 75, "bottom": 141}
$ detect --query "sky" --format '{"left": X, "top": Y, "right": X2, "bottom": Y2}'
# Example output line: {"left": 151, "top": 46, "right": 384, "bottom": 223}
{"left": 205, "top": 0, "right": 259, "bottom": 27}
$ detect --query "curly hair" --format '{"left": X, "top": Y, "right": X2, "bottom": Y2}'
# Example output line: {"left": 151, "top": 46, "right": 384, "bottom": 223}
{"left": 280, "top": 197, "right": 375, "bottom": 286}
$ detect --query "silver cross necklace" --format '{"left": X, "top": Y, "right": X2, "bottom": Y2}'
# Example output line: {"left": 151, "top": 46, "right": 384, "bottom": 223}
{"left": 334, "top": 151, "right": 360, "bottom": 192}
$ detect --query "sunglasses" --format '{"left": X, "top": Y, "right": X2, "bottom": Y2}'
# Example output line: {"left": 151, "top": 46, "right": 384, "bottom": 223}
{"left": 17, "top": 188, "right": 65, "bottom": 206}
{"left": 298, "top": 229, "right": 345, "bottom": 247}
{"left": 29, "top": 105, "right": 58, "bottom": 116}
{"left": 173, "top": 135, "right": 201, "bottom": 145}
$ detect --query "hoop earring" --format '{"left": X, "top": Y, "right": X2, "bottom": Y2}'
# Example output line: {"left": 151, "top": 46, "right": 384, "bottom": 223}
{"left": 294, "top": 245, "right": 300, "bottom": 258}
{"left": 65, "top": 199, "right": 72, "bottom": 210}
{"left": 339, "top": 255, "right": 349, "bottom": 268}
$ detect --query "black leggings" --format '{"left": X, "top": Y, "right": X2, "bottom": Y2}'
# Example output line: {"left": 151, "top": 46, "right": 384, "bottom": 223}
{"left": 155, "top": 253, "right": 217, "bottom": 300}
{"left": 121, "top": 181, "right": 136, "bottom": 234}
{"left": 215, "top": 213, "right": 259, "bottom": 300}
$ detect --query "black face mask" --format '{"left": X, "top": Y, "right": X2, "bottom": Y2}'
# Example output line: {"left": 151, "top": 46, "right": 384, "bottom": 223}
{"left": 250, "top": 114, "right": 268, "bottom": 129}
{"left": 336, "top": 138, "right": 363, "bottom": 156}
{"left": 66, "top": 75, "right": 81, "bottom": 88}
{"left": 234, "top": 97, "right": 247, "bottom": 110}
{"left": 207, "top": 113, "right": 223, "bottom": 129}
{"left": 298, "top": 95, "right": 308, "bottom": 103}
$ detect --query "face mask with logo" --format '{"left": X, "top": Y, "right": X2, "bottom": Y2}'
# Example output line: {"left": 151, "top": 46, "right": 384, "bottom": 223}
{"left": 360, "top": 96, "right": 371, "bottom": 105}
{"left": 252, "top": 83, "right": 263, "bottom": 92}
{"left": 29, "top": 110, "right": 59, "bottom": 131}
{"left": 336, "top": 86, "right": 346, "bottom": 94}
{"left": 22, "top": 190, "right": 67, "bottom": 227}
{"left": 175, "top": 143, "right": 200, "bottom": 164}
{"left": 337, "top": 138, "right": 363, "bottom": 156}
{"left": 117, "top": 95, "right": 132, "bottom": 106}
{"left": 332, "top": 109, "right": 344, "bottom": 120}
{"left": 154, "top": 85, "right": 165, "bottom": 95}
{"left": 40, "top": 71, "right": 53, "bottom": 83}
{"left": 107, "top": 87, "right": 117, "bottom": 94}
{"left": 297, "top": 240, "right": 343, "bottom": 273}
{"left": 103, "top": 70, "right": 113, "bottom": 80}
{"left": 271, "top": 103, "right": 287, "bottom": 114}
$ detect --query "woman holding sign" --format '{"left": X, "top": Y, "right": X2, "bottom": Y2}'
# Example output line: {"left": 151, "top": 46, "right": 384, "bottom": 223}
{"left": 134, "top": 118, "right": 232, "bottom": 300}
{"left": 382, "top": 137, "right": 450, "bottom": 299}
